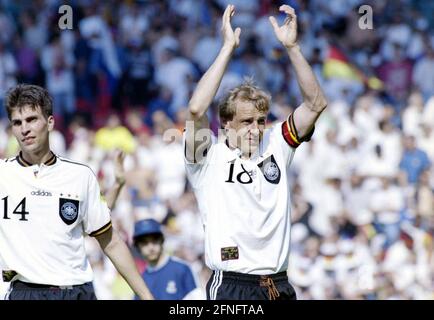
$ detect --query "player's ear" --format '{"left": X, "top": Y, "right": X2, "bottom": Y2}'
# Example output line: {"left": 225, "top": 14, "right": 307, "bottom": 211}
{"left": 223, "top": 120, "right": 231, "bottom": 131}
{"left": 47, "top": 115, "right": 55, "bottom": 132}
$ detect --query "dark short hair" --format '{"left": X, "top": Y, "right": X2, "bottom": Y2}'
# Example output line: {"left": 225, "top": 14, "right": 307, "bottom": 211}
{"left": 134, "top": 233, "right": 164, "bottom": 247}
{"left": 5, "top": 84, "right": 53, "bottom": 120}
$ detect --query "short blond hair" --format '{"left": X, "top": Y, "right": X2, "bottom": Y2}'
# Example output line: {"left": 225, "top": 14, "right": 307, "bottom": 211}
{"left": 218, "top": 80, "right": 271, "bottom": 126}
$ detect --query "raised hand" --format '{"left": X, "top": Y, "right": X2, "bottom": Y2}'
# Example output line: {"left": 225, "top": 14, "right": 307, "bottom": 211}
{"left": 221, "top": 4, "right": 241, "bottom": 50}
{"left": 269, "top": 5, "right": 298, "bottom": 49}
{"left": 113, "top": 149, "right": 126, "bottom": 186}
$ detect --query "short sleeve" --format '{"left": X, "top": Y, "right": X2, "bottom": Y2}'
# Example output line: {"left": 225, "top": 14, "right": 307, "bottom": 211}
{"left": 83, "top": 170, "right": 112, "bottom": 237}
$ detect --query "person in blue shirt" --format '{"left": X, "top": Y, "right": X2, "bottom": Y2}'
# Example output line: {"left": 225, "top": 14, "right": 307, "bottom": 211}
{"left": 132, "top": 219, "right": 203, "bottom": 300}
{"left": 399, "top": 135, "right": 431, "bottom": 185}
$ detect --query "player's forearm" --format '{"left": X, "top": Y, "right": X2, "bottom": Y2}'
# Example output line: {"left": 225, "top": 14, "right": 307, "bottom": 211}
{"left": 105, "top": 181, "right": 125, "bottom": 210}
{"left": 98, "top": 229, "right": 154, "bottom": 300}
{"left": 188, "top": 45, "right": 234, "bottom": 118}
{"left": 286, "top": 44, "right": 327, "bottom": 113}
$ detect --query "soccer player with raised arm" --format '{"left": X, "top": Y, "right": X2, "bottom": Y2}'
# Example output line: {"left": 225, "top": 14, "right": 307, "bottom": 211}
{"left": 184, "top": 4, "right": 327, "bottom": 300}
{"left": 0, "top": 84, "right": 153, "bottom": 300}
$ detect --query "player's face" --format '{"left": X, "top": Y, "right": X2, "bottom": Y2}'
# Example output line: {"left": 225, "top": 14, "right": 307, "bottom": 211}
{"left": 226, "top": 100, "right": 267, "bottom": 156}
{"left": 10, "top": 105, "right": 54, "bottom": 155}
{"left": 137, "top": 235, "right": 164, "bottom": 265}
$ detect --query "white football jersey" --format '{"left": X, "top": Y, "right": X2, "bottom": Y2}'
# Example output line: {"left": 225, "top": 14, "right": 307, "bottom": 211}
{"left": 0, "top": 152, "right": 111, "bottom": 286}
{"left": 185, "top": 118, "right": 306, "bottom": 275}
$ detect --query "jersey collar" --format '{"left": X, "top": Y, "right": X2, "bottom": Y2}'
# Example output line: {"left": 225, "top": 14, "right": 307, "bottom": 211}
{"left": 16, "top": 151, "right": 57, "bottom": 167}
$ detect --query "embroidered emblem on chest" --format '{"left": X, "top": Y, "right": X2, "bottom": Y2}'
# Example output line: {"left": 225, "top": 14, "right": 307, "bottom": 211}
{"left": 257, "top": 155, "right": 281, "bottom": 184}
{"left": 166, "top": 280, "right": 177, "bottom": 294}
{"left": 59, "top": 198, "right": 79, "bottom": 225}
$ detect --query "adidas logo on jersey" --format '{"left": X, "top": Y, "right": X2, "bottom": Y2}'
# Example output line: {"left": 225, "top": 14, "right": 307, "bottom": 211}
{"left": 31, "top": 190, "right": 53, "bottom": 197}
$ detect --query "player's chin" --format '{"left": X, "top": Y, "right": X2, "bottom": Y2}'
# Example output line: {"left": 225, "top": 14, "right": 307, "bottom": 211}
{"left": 19, "top": 142, "right": 38, "bottom": 153}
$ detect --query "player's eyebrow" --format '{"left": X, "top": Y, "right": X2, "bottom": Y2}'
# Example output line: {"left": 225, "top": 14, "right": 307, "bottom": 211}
{"left": 24, "top": 116, "right": 38, "bottom": 122}
{"left": 11, "top": 115, "right": 38, "bottom": 124}
{"left": 241, "top": 117, "right": 266, "bottom": 123}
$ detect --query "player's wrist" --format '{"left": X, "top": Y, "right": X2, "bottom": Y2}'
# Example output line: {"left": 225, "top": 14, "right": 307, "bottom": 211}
{"left": 221, "top": 43, "right": 236, "bottom": 55}
{"left": 285, "top": 42, "right": 299, "bottom": 51}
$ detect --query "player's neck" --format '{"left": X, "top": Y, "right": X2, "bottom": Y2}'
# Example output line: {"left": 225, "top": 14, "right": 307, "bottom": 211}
{"left": 21, "top": 147, "right": 53, "bottom": 166}
{"left": 226, "top": 138, "right": 260, "bottom": 160}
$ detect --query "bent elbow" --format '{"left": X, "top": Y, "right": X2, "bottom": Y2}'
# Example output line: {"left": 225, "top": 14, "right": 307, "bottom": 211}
{"left": 312, "top": 96, "right": 328, "bottom": 114}
{"left": 188, "top": 104, "right": 202, "bottom": 118}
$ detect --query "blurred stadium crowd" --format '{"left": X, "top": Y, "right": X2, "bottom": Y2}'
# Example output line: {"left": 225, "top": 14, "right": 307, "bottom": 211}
{"left": 0, "top": 0, "right": 433, "bottom": 299}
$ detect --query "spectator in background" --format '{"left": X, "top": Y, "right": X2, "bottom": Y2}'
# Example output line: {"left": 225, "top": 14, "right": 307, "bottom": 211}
{"left": 412, "top": 45, "right": 434, "bottom": 101}
{"left": 74, "top": 27, "right": 98, "bottom": 119}
{"left": 370, "top": 176, "right": 406, "bottom": 247}
{"left": 143, "top": 86, "right": 173, "bottom": 127}
{"left": 125, "top": 40, "right": 154, "bottom": 108}
{"left": 192, "top": 25, "right": 221, "bottom": 73}
{"left": 132, "top": 219, "right": 204, "bottom": 300}
{"left": 343, "top": 173, "right": 373, "bottom": 228}
{"left": 94, "top": 113, "right": 136, "bottom": 153}
{"left": 154, "top": 47, "right": 196, "bottom": 116}
{"left": 357, "top": 144, "right": 396, "bottom": 178}
{"left": 0, "top": 8, "right": 15, "bottom": 45}
{"left": 119, "top": 2, "right": 149, "bottom": 48}
{"left": 12, "top": 35, "right": 40, "bottom": 85}
{"left": 402, "top": 92, "right": 425, "bottom": 138}
{"left": 399, "top": 136, "right": 431, "bottom": 186}
{"left": 414, "top": 171, "right": 434, "bottom": 223}
{"left": 380, "top": 14, "right": 412, "bottom": 61}
{"left": 19, "top": 9, "right": 47, "bottom": 53}
{"left": 0, "top": 41, "right": 17, "bottom": 119}
{"left": 79, "top": 3, "right": 122, "bottom": 116}
{"left": 41, "top": 33, "right": 75, "bottom": 128}
{"left": 418, "top": 123, "right": 434, "bottom": 162}
{"left": 377, "top": 43, "right": 413, "bottom": 108}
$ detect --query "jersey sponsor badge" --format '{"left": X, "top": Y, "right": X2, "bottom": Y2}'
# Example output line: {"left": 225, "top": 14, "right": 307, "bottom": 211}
{"left": 221, "top": 246, "right": 239, "bottom": 261}
{"left": 59, "top": 198, "right": 79, "bottom": 225}
{"left": 257, "top": 155, "right": 281, "bottom": 184}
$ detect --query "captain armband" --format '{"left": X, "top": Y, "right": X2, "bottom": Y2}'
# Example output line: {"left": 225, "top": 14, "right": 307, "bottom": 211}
{"left": 281, "top": 113, "right": 315, "bottom": 148}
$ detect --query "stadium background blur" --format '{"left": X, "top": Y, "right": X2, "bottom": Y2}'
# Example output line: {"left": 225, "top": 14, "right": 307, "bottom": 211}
{"left": 0, "top": 0, "right": 433, "bottom": 299}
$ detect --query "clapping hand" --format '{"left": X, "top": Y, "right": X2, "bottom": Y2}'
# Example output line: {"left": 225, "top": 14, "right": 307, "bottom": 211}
{"left": 269, "top": 5, "right": 298, "bottom": 49}
{"left": 221, "top": 4, "right": 241, "bottom": 50}
{"left": 113, "top": 149, "right": 126, "bottom": 186}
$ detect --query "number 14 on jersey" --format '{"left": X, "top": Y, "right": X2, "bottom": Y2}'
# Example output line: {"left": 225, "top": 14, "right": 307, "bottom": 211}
{"left": 2, "top": 196, "right": 29, "bottom": 221}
